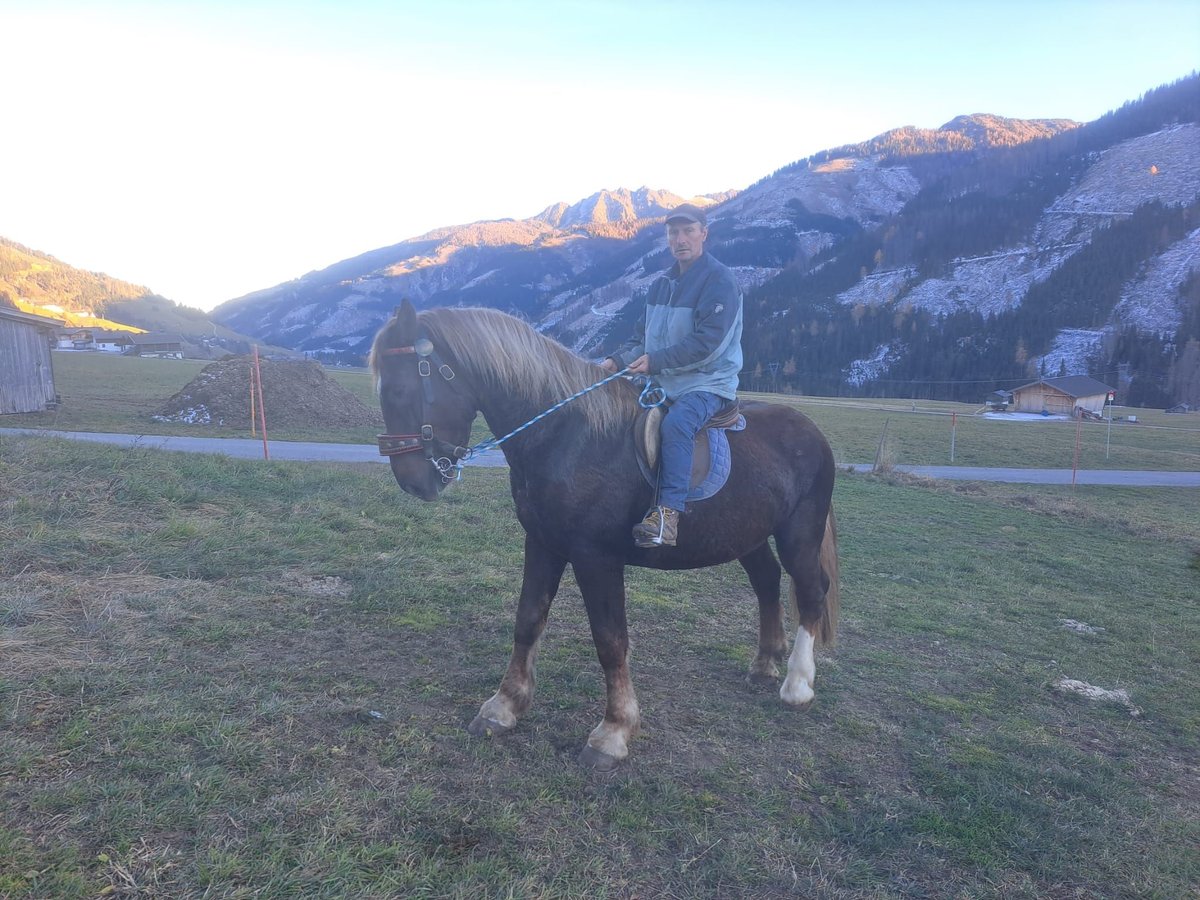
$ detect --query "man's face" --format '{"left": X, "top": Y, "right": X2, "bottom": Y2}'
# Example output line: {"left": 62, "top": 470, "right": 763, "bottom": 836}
{"left": 667, "top": 219, "right": 707, "bottom": 266}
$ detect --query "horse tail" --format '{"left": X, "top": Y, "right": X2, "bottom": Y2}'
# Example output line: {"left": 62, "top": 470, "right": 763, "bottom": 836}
{"left": 790, "top": 506, "right": 839, "bottom": 647}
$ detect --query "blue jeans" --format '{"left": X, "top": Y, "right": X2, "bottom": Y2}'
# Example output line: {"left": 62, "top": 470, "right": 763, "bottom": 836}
{"left": 658, "top": 390, "right": 725, "bottom": 511}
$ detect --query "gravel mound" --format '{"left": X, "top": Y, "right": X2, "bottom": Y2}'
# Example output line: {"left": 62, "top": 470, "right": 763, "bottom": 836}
{"left": 153, "top": 357, "right": 381, "bottom": 428}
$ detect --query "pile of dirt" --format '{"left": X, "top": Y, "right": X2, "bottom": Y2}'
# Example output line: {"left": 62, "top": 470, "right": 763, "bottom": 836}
{"left": 153, "top": 356, "right": 381, "bottom": 428}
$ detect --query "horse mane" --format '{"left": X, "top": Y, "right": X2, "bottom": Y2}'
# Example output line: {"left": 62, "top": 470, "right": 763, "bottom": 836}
{"left": 370, "top": 307, "right": 635, "bottom": 435}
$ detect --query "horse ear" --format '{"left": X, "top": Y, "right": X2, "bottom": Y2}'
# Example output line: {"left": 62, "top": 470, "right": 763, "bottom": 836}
{"left": 394, "top": 299, "right": 418, "bottom": 340}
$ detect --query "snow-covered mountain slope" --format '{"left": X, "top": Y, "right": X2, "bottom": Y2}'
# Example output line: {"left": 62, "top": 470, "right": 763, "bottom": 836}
{"left": 533, "top": 187, "right": 720, "bottom": 229}
{"left": 1038, "top": 123, "right": 1200, "bottom": 244}
{"left": 834, "top": 124, "right": 1199, "bottom": 327}
{"left": 1114, "top": 225, "right": 1200, "bottom": 333}
{"left": 719, "top": 156, "right": 921, "bottom": 229}
{"left": 210, "top": 77, "right": 1200, "bottom": 403}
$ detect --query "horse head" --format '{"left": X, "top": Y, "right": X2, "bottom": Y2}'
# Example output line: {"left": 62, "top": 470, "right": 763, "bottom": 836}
{"left": 372, "top": 299, "right": 477, "bottom": 501}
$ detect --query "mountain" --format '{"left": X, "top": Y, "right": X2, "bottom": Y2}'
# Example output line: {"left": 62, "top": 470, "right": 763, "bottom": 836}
{"left": 533, "top": 187, "right": 733, "bottom": 230}
{"left": 210, "top": 187, "right": 728, "bottom": 359}
{"left": 0, "top": 239, "right": 280, "bottom": 358}
{"left": 212, "top": 75, "right": 1200, "bottom": 404}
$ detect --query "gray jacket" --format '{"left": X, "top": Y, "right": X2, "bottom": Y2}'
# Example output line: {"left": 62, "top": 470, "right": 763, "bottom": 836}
{"left": 612, "top": 252, "right": 742, "bottom": 400}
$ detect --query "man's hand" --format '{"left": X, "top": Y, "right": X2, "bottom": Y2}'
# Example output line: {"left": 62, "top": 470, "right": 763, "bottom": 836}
{"left": 600, "top": 357, "right": 619, "bottom": 374}
{"left": 627, "top": 354, "right": 651, "bottom": 375}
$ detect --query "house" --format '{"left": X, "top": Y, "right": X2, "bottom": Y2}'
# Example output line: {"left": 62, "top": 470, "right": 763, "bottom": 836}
{"left": 1012, "top": 375, "right": 1115, "bottom": 417}
{"left": 126, "top": 333, "right": 184, "bottom": 358}
{"left": 55, "top": 327, "right": 95, "bottom": 350}
{"left": 0, "top": 305, "right": 62, "bottom": 414}
{"left": 54, "top": 327, "right": 138, "bottom": 352}
{"left": 91, "top": 330, "right": 135, "bottom": 353}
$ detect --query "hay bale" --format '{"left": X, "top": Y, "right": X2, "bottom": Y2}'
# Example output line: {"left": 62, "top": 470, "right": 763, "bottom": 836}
{"left": 153, "top": 357, "right": 381, "bottom": 428}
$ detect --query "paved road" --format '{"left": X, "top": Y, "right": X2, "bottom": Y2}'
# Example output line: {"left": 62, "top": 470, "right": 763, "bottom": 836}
{"left": 3, "top": 427, "right": 1197, "bottom": 485}
{"left": 0, "top": 427, "right": 509, "bottom": 466}
{"left": 883, "top": 464, "right": 1200, "bottom": 487}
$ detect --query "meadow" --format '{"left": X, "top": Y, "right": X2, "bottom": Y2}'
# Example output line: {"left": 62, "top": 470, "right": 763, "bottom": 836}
{"left": 1, "top": 430, "right": 1197, "bottom": 898}
{"left": 4, "top": 351, "right": 1199, "bottom": 471}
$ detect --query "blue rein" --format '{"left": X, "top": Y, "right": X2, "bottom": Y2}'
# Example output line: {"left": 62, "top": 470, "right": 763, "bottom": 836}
{"left": 452, "top": 368, "right": 666, "bottom": 477}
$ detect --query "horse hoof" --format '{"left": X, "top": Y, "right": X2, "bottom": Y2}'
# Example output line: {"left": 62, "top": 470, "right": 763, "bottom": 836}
{"left": 467, "top": 715, "right": 514, "bottom": 738}
{"left": 578, "top": 745, "right": 623, "bottom": 772}
{"left": 748, "top": 670, "right": 781, "bottom": 687}
{"left": 780, "top": 693, "right": 815, "bottom": 711}
{"left": 780, "top": 680, "right": 816, "bottom": 709}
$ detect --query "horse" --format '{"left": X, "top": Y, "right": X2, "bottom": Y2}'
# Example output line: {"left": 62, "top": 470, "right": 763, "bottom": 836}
{"left": 370, "top": 300, "right": 839, "bottom": 770}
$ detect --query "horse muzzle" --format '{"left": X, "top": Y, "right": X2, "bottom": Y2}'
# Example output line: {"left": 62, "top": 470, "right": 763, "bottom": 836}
{"left": 387, "top": 457, "right": 444, "bottom": 502}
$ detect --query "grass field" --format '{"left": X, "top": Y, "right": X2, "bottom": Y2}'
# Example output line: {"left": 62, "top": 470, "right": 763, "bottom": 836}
{"left": 1, "top": 352, "right": 385, "bottom": 446}
{"left": 2, "top": 434, "right": 1197, "bottom": 898}
{"left": 4, "top": 352, "right": 1198, "bottom": 471}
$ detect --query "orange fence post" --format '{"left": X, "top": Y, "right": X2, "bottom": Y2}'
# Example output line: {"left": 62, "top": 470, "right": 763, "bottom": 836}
{"left": 252, "top": 345, "right": 270, "bottom": 460}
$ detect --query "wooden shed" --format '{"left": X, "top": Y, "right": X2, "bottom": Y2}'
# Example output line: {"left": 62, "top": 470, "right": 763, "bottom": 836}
{"left": 0, "top": 305, "right": 63, "bottom": 414}
{"left": 1012, "top": 375, "right": 1114, "bottom": 417}
{"left": 127, "top": 333, "right": 184, "bottom": 358}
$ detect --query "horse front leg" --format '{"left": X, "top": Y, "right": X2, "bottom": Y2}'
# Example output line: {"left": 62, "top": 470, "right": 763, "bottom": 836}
{"left": 468, "top": 535, "right": 566, "bottom": 738}
{"left": 574, "top": 556, "right": 639, "bottom": 771}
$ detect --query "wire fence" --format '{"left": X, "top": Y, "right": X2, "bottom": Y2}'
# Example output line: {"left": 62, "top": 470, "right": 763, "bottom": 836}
{"left": 742, "top": 392, "right": 1200, "bottom": 472}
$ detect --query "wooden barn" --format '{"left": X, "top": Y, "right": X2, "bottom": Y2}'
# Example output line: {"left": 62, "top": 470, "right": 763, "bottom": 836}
{"left": 127, "top": 333, "right": 184, "bottom": 358}
{"left": 1012, "top": 375, "right": 1115, "bottom": 417}
{"left": 1, "top": 305, "right": 62, "bottom": 414}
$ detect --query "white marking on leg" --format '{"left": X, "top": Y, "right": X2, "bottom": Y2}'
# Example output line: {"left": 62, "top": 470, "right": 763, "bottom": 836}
{"left": 780, "top": 626, "right": 816, "bottom": 706}
{"left": 477, "top": 691, "right": 518, "bottom": 729}
{"left": 586, "top": 690, "right": 640, "bottom": 760}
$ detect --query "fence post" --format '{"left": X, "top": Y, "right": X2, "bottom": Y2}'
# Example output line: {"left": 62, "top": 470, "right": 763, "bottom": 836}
{"left": 873, "top": 418, "right": 891, "bottom": 473}
{"left": 1071, "top": 416, "right": 1082, "bottom": 487}
{"left": 253, "top": 345, "right": 270, "bottom": 460}
{"left": 950, "top": 412, "right": 957, "bottom": 463}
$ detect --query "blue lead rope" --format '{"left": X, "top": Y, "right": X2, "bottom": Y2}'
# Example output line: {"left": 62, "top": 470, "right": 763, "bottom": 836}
{"left": 457, "top": 368, "right": 666, "bottom": 472}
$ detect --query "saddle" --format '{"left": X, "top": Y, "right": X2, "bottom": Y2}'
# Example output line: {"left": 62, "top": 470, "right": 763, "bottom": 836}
{"left": 633, "top": 399, "right": 745, "bottom": 502}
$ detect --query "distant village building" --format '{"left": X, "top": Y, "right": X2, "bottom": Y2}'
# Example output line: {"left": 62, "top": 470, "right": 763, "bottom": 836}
{"left": 54, "top": 327, "right": 135, "bottom": 352}
{"left": 1012, "top": 375, "right": 1115, "bottom": 417}
{"left": 126, "top": 333, "right": 185, "bottom": 359}
{"left": 92, "top": 330, "right": 135, "bottom": 353}
{"left": 55, "top": 327, "right": 94, "bottom": 350}
{"left": 1, "top": 305, "right": 62, "bottom": 414}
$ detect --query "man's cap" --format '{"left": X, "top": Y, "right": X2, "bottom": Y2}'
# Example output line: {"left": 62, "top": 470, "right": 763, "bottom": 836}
{"left": 665, "top": 203, "right": 707, "bottom": 227}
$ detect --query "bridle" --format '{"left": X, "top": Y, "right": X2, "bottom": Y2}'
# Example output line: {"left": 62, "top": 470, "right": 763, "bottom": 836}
{"left": 376, "top": 335, "right": 472, "bottom": 482}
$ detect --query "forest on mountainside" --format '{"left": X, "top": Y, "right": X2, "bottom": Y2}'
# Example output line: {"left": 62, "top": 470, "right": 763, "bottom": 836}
{"left": 736, "top": 198, "right": 1198, "bottom": 403}
{"left": 723, "top": 75, "right": 1200, "bottom": 405}
{"left": 0, "top": 238, "right": 148, "bottom": 312}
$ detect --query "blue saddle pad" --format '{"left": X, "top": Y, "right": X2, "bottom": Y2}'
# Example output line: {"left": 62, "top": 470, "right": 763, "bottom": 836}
{"left": 636, "top": 415, "right": 745, "bottom": 502}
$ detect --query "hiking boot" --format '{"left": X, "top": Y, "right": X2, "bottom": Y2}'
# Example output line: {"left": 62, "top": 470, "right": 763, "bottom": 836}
{"left": 633, "top": 506, "right": 680, "bottom": 548}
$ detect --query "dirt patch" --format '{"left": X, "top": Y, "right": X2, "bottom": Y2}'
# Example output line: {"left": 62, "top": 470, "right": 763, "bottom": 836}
{"left": 1060, "top": 618, "right": 1106, "bottom": 635}
{"left": 279, "top": 572, "right": 353, "bottom": 599}
{"left": 152, "top": 356, "right": 381, "bottom": 428}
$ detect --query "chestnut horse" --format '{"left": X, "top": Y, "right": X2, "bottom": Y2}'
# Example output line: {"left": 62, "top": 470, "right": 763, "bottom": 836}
{"left": 371, "top": 300, "right": 838, "bottom": 770}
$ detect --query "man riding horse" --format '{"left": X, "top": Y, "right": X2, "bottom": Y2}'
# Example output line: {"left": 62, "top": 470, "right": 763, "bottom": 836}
{"left": 602, "top": 202, "right": 742, "bottom": 549}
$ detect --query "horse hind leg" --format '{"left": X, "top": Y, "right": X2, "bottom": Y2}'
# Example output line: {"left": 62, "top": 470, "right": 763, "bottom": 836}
{"left": 777, "top": 508, "right": 839, "bottom": 708}
{"left": 738, "top": 542, "right": 787, "bottom": 686}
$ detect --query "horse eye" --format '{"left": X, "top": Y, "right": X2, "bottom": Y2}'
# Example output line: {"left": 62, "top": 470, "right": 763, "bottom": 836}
{"left": 382, "top": 383, "right": 410, "bottom": 405}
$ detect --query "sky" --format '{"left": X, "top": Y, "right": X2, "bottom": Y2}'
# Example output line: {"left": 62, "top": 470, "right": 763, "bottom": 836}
{"left": 1, "top": 1, "right": 1196, "bottom": 311}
